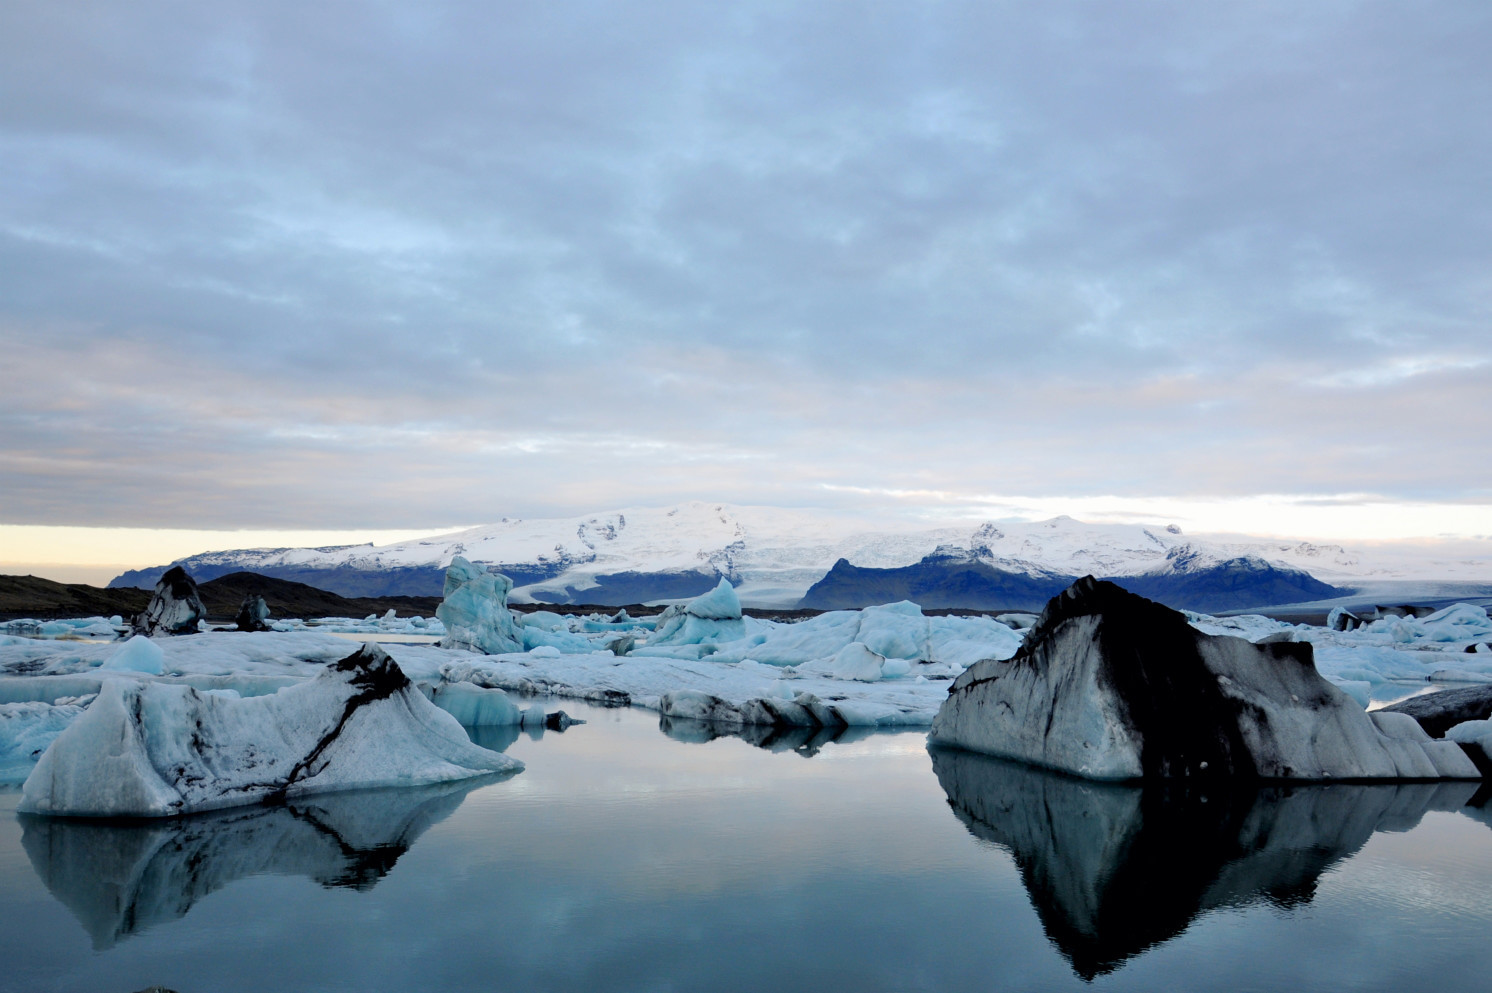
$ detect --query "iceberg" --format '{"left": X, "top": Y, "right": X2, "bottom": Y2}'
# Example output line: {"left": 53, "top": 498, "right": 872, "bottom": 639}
{"left": 234, "top": 594, "right": 272, "bottom": 632}
{"left": 930, "top": 578, "right": 1481, "bottom": 781}
{"left": 1, "top": 700, "right": 91, "bottom": 782}
{"left": 427, "top": 681, "right": 522, "bottom": 726}
{"left": 131, "top": 566, "right": 206, "bottom": 636}
{"left": 20, "top": 644, "right": 522, "bottom": 817}
{"left": 648, "top": 578, "right": 746, "bottom": 646}
{"left": 99, "top": 634, "right": 165, "bottom": 674}
{"left": 436, "top": 556, "right": 523, "bottom": 654}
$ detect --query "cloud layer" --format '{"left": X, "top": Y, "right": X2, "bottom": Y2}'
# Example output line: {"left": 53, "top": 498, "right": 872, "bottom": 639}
{"left": 3, "top": 1, "right": 1490, "bottom": 530}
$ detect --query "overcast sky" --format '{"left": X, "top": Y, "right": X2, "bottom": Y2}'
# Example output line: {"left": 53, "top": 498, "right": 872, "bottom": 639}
{"left": 4, "top": 1, "right": 1491, "bottom": 548}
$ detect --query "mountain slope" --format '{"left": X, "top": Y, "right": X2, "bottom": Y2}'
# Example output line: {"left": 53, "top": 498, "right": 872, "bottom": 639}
{"left": 107, "top": 503, "right": 1367, "bottom": 608}
{"left": 799, "top": 544, "right": 1349, "bottom": 613}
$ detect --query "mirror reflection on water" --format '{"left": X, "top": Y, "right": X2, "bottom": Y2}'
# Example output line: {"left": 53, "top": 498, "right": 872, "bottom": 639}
{"left": 2, "top": 700, "right": 1491, "bottom": 992}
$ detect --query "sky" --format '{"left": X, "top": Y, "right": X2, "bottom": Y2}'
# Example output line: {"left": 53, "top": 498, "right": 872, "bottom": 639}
{"left": 3, "top": 1, "right": 1491, "bottom": 578}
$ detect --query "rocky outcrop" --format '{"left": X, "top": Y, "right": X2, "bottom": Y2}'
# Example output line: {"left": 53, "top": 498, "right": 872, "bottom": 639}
{"left": 233, "top": 594, "right": 272, "bottom": 632}
{"left": 930, "top": 577, "right": 1480, "bottom": 781}
{"left": 19, "top": 644, "right": 522, "bottom": 817}
{"left": 130, "top": 566, "right": 206, "bottom": 636}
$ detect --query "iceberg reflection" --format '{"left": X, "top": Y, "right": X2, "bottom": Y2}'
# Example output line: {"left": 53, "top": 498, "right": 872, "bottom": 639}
{"left": 658, "top": 714, "right": 877, "bottom": 757}
{"left": 19, "top": 774, "right": 511, "bottom": 949}
{"left": 931, "top": 746, "right": 1481, "bottom": 980}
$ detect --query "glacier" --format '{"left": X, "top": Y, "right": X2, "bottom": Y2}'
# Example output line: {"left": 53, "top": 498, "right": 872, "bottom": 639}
{"left": 106, "top": 502, "right": 1481, "bottom": 608}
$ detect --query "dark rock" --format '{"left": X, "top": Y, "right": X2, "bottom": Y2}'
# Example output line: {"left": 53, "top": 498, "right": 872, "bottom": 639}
{"left": 544, "top": 710, "right": 581, "bottom": 731}
{"left": 130, "top": 566, "right": 206, "bottom": 636}
{"left": 1381, "top": 684, "right": 1492, "bottom": 739}
{"left": 930, "top": 577, "right": 1479, "bottom": 781}
{"left": 233, "top": 594, "right": 272, "bottom": 632}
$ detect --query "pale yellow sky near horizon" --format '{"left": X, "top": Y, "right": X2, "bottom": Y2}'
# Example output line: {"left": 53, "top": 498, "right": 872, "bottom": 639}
{"left": 0, "top": 525, "right": 466, "bottom": 585}
{"left": 5, "top": 496, "right": 1492, "bottom": 587}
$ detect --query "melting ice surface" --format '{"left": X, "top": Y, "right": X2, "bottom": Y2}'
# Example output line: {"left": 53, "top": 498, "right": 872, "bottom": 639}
{"left": 3, "top": 701, "right": 1492, "bottom": 992}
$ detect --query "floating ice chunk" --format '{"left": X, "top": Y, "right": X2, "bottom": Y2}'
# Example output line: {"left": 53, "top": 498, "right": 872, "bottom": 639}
{"left": 234, "top": 595, "right": 272, "bottom": 632}
{"left": 831, "top": 642, "right": 888, "bottom": 682}
{"left": 657, "top": 689, "right": 743, "bottom": 725}
{"left": 854, "top": 602, "right": 929, "bottom": 660}
{"left": 1445, "top": 719, "right": 1492, "bottom": 743}
{"left": 437, "top": 556, "right": 522, "bottom": 655}
{"left": 518, "top": 611, "right": 569, "bottom": 631}
{"left": 1, "top": 701, "right": 89, "bottom": 782}
{"left": 686, "top": 577, "right": 742, "bottom": 620}
{"left": 528, "top": 645, "right": 562, "bottom": 658}
{"left": 100, "top": 635, "right": 165, "bottom": 675}
{"left": 1429, "top": 669, "right": 1492, "bottom": 684}
{"left": 519, "top": 705, "right": 548, "bottom": 729}
{"left": 1336, "top": 680, "right": 1372, "bottom": 708}
{"left": 20, "top": 643, "right": 521, "bottom": 817}
{"left": 429, "top": 682, "right": 522, "bottom": 726}
{"left": 132, "top": 566, "right": 206, "bottom": 636}
{"left": 519, "top": 627, "right": 593, "bottom": 653}
{"left": 648, "top": 579, "right": 746, "bottom": 647}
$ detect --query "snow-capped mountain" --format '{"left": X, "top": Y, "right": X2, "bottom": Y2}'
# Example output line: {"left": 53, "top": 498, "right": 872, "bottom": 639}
{"left": 109, "top": 502, "right": 1397, "bottom": 609}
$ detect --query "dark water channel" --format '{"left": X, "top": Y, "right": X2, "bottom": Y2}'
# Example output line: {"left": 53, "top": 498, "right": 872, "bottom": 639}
{"left": 2, "top": 700, "right": 1491, "bottom": 992}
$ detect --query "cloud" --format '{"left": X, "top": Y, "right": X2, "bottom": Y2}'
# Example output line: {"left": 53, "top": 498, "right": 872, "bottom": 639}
{"left": 2, "top": 1, "right": 1491, "bottom": 532}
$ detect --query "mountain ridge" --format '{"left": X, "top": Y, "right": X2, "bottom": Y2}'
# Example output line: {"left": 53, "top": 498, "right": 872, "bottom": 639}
{"left": 105, "top": 503, "right": 1372, "bottom": 608}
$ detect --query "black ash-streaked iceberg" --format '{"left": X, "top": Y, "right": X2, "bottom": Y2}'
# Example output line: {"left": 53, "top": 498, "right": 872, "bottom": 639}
{"left": 19, "top": 643, "right": 522, "bottom": 817}
{"left": 930, "top": 577, "right": 1480, "bottom": 781}
{"left": 131, "top": 566, "right": 207, "bottom": 636}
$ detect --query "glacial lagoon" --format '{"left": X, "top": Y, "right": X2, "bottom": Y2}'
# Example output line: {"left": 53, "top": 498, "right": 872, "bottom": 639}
{"left": 2, "top": 700, "right": 1491, "bottom": 992}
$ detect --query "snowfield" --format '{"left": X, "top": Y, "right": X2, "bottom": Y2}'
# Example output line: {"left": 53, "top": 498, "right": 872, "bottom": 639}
{"left": 106, "top": 503, "right": 1492, "bottom": 605}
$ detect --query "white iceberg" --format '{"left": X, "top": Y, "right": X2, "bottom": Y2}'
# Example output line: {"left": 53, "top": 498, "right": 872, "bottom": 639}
{"left": 648, "top": 578, "right": 746, "bottom": 646}
{"left": 99, "top": 635, "right": 165, "bottom": 675}
{"left": 20, "top": 644, "right": 522, "bottom": 817}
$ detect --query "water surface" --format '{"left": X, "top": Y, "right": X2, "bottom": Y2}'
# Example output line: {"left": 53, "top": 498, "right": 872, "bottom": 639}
{"left": 2, "top": 701, "right": 1490, "bottom": 992}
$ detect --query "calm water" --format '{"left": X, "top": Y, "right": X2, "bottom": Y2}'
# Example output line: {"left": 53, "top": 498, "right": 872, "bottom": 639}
{"left": 2, "top": 701, "right": 1491, "bottom": 992}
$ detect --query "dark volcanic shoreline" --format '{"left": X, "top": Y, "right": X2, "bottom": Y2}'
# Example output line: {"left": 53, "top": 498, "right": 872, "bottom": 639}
{"left": 0, "top": 572, "right": 443, "bottom": 623}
